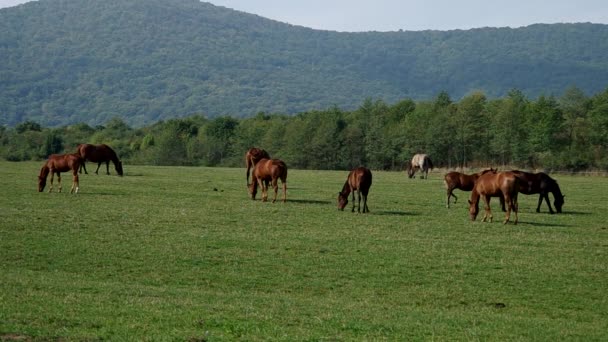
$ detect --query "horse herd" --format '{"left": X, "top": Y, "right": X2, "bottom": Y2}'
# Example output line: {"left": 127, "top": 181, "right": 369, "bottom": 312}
{"left": 37, "top": 144, "right": 123, "bottom": 193}
{"left": 37, "top": 146, "right": 565, "bottom": 224}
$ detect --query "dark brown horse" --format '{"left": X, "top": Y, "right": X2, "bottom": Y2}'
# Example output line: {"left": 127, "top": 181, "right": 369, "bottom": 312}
{"left": 406, "top": 154, "right": 434, "bottom": 179}
{"left": 38, "top": 153, "right": 82, "bottom": 193}
{"left": 499, "top": 170, "right": 565, "bottom": 214}
{"left": 444, "top": 168, "right": 496, "bottom": 208}
{"left": 245, "top": 147, "right": 270, "bottom": 186}
{"left": 469, "top": 171, "right": 519, "bottom": 224}
{"left": 338, "top": 167, "right": 373, "bottom": 213}
{"left": 76, "top": 143, "right": 123, "bottom": 176}
{"left": 248, "top": 158, "right": 287, "bottom": 203}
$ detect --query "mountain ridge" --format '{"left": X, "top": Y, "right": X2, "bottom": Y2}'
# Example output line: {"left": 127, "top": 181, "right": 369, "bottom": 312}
{"left": 1, "top": 0, "right": 607, "bottom": 126}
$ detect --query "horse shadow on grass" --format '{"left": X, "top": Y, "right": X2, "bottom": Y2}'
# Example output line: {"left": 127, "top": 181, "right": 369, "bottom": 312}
{"left": 514, "top": 220, "right": 571, "bottom": 228}
{"left": 371, "top": 210, "right": 418, "bottom": 217}
{"left": 288, "top": 199, "right": 332, "bottom": 205}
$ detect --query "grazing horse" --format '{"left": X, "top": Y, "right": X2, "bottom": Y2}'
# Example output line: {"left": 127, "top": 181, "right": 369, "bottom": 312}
{"left": 338, "top": 167, "right": 373, "bottom": 213}
{"left": 38, "top": 153, "right": 82, "bottom": 193}
{"left": 499, "top": 171, "right": 565, "bottom": 214}
{"left": 248, "top": 158, "right": 287, "bottom": 203}
{"left": 444, "top": 168, "right": 496, "bottom": 208}
{"left": 76, "top": 143, "right": 123, "bottom": 176}
{"left": 245, "top": 147, "right": 270, "bottom": 186}
{"left": 407, "top": 154, "right": 434, "bottom": 179}
{"left": 468, "top": 171, "right": 519, "bottom": 224}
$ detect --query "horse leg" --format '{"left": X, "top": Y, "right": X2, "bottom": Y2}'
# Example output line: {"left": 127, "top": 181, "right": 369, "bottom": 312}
{"left": 512, "top": 195, "right": 519, "bottom": 225}
{"left": 71, "top": 172, "right": 79, "bottom": 194}
{"left": 446, "top": 188, "right": 457, "bottom": 208}
{"left": 260, "top": 179, "right": 268, "bottom": 202}
{"left": 49, "top": 171, "right": 55, "bottom": 192}
{"left": 357, "top": 190, "right": 363, "bottom": 213}
{"left": 363, "top": 193, "right": 369, "bottom": 213}
{"left": 503, "top": 194, "right": 512, "bottom": 224}
{"left": 79, "top": 162, "right": 85, "bottom": 174}
{"left": 350, "top": 190, "right": 356, "bottom": 212}
{"left": 499, "top": 196, "right": 506, "bottom": 212}
{"left": 482, "top": 195, "right": 492, "bottom": 222}
{"left": 105, "top": 161, "right": 110, "bottom": 175}
{"left": 95, "top": 162, "right": 101, "bottom": 174}
{"left": 57, "top": 173, "right": 62, "bottom": 193}
{"left": 282, "top": 180, "right": 287, "bottom": 203}
{"left": 271, "top": 178, "right": 279, "bottom": 203}
{"left": 541, "top": 193, "right": 554, "bottom": 214}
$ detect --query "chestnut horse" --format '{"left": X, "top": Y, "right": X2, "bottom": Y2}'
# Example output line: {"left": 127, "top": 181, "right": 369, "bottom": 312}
{"left": 407, "top": 154, "right": 434, "bottom": 179}
{"left": 499, "top": 171, "right": 565, "bottom": 214}
{"left": 338, "top": 167, "right": 372, "bottom": 213}
{"left": 444, "top": 168, "right": 496, "bottom": 208}
{"left": 248, "top": 158, "right": 287, "bottom": 203}
{"left": 468, "top": 171, "right": 519, "bottom": 224}
{"left": 38, "top": 153, "right": 82, "bottom": 193}
{"left": 76, "top": 143, "right": 123, "bottom": 176}
{"left": 245, "top": 147, "right": 270, "bottom": 186}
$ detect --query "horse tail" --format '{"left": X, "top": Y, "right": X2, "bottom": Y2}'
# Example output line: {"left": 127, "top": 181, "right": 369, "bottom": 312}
{"left": 427, "top": 157, "right": 434, "bottom": 170}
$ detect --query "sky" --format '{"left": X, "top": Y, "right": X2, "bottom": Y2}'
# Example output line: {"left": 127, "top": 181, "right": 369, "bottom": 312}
{"left": 1, "top": 0, "right": 607, "bottom": 32}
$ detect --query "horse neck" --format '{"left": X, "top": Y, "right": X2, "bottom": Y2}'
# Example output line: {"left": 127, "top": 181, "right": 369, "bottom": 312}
{"left": 550, "top": 182, "right": 563, "bottom": 198}
{"left": 469, "top": 188, "right": 480, "bottom": 204}
{"left": 39, "top": 165, "right": 50, "bottom": 179}
{"left": 340, "top": 180, "right": 351, "bottom": 196}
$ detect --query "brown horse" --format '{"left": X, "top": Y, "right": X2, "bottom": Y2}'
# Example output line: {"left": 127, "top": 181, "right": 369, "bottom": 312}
{"left": 38, "top": 153, "right": 82, "bottom": 193}
{"left": 338, "top": 167, "right": 373, "bottom": 213}
{"left": 407, "top": 154, "right": 434, "bottom": 179}
{"left": 499, "top": 170, "right": 565, "bottom": 214}
{"left": 248, "top": 158, "right": 287, "bottom": 203}
{"left": 76, "top": 143, "right": 123, "bottom": 176}
{"left": 444, "top": 168, "right": 496, "bottom": 208}
{"left": 468, "top": 171, "right": 519, "bottom": 224}
{"left": 245, "top": 147, "right": 270, "bottom": 186}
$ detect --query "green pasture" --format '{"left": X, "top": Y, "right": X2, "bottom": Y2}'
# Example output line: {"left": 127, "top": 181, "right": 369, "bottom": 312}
{"left": 1, "top": 161, "right": 607, "bottom": 341}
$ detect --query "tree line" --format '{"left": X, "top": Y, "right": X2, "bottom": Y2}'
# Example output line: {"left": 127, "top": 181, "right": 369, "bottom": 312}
{"left": 2, "top": 87, "right": 607, "bottom": 172}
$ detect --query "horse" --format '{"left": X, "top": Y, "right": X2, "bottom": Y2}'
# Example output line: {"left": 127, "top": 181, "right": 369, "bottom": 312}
{"left": 248, "top": 158, "right": 287, "bottom": 203}
{"left": 468, "top": 171, "right": 519, "bottom": 224}
{"left": 406, "top": 154, "right": 434, "bottom": 179}
{"left": 499, "top": 171, "right": 565, "bottom": 214}
{"left": 245, "top": 147, "right": 270, "bottom": 186}
{"left": 444, "top": 168, "right": 496, "bottom": 208}
{"left": 338, "top": 167, "right": 373, "bottom": 213}
{"left": 76, "top": 143, "right": 123, "bottom": 176}
{"left": 38, "top": 153, "right": 82, "bottom": 193}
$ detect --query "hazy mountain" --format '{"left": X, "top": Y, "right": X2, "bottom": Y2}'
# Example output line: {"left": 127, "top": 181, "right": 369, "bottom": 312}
{"left": 1, "top": 0, "right": 607, "bottom": 126}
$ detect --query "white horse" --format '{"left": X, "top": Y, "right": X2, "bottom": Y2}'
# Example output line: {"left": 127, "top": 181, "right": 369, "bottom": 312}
{"left": 406, "top": 154, "right": 434, "bottom": 179}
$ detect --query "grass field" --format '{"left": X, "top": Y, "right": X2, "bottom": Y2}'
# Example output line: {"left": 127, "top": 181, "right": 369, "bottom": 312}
{"left": 1, "top": 161, "right": 607, "bottom": 341}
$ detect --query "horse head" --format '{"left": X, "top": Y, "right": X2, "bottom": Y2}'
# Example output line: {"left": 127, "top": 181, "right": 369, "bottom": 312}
{"left": 337, "top": 192, "right": 348, "bottom": 211}
{"left": 248, "top": 182, "right": 258, "bottom": 200}
{"left": 406, "top": 164, "right": 415, "bottom": 178}
{"left": 115, "top": 160, "right": 124, "bottom": 176}
{"left": 554, "top": 194, "right": 564, "bottom": 213}
{"left": 38, "top": 175, "right": 47, "bottom": 192}
{"left": 468, "top": 199, "right": 479, "bottom": 221}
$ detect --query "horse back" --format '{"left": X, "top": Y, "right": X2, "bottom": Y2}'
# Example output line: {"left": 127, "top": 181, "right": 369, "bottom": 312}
{"left": 47, "top": 153, "right": 81, "bottom": 172}
{"left": 254, "top": 158, "right": 287, "bottom": 181}
{"left": 475, "top": 171, "right": 518, "bottom": 196}
{"left": 349, "top": 167, "right": 372, "bottom": 193}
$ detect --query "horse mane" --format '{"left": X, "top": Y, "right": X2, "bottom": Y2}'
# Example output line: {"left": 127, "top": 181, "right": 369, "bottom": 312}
{"left": 39, "top": 164, "right": 50, "bottom": 179}
{"left": 340, "top": 179, "right": 351, "bottom": 196}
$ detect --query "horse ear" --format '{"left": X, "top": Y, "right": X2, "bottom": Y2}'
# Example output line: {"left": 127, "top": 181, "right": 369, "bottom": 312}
{"left": 468, "top": 200, "right": 472, "bottom": 204}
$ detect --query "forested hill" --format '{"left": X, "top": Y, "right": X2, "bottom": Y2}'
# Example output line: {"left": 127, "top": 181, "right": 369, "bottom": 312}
{"left": 1, "top": 0, "right": 607, "bottom": 127}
